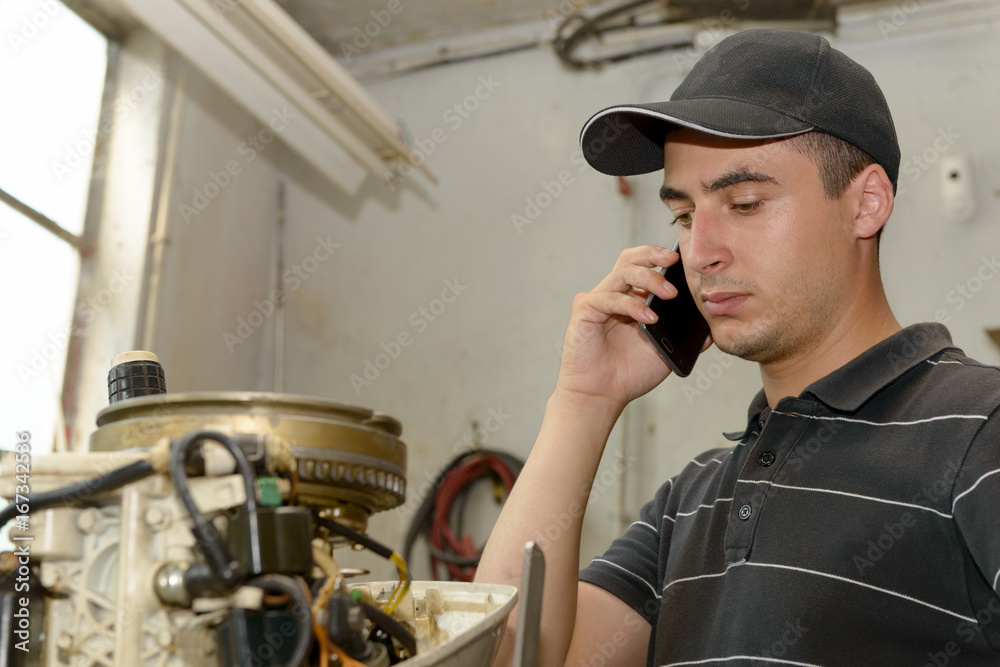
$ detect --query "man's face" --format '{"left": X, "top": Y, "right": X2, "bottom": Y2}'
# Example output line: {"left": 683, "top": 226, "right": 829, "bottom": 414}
{"left": 661, "top": 127, "right": 860, "bottom": 365}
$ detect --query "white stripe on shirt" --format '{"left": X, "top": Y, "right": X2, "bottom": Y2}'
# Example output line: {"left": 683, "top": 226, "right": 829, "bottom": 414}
{"left": 631, "top": 520, "right": 659, "bottom": 534}
{"left": 734, "top": 480, "right": 953, "bottom": 519}
{"left": 674, "top": 497, "right": 735, "bottom": 519}
{"left": 743, "top": 562, "right": 976, "bottom": 623}
{"left": 592, "top": 557, "right": 661, "bottom": 599}
{"left": 663, "top": 561, "right": 746, "bottom": 592}
{"left": 952, "top": 467, "right": 1000, "bottom": 512}
{"left": 660, "top": 560, "right": 976, "bottom": 623}
{"left": 690, "top": 456, "right": 726, "bottom": 467}
{"left": 662, "top": 657, "right": 823, "bottom": 667}
{"left": 771, "top": 411, "right": 988, "bottom": 427}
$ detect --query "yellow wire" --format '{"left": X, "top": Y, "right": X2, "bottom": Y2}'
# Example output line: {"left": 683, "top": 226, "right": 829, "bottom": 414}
{"left": 385, "top": 553, "right": 409, "bottom": 614}
{"left": 383, "top": 552, "right": 411, "bottom": 615}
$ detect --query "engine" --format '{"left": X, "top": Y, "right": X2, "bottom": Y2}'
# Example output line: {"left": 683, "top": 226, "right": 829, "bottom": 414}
{"left": 0, "top": 352, "right": 516, "bottom": 667}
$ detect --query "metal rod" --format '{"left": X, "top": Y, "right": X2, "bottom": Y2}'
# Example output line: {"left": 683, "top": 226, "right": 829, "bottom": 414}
{"left": 273, "top": 181, "right": 286, "bottom": 393}
{"left": 0, "top": 186, "right": 91, "bottom": 252}
{"left": 142, "top": 70, "right": 186, "bottom": 352}
{"left": 513, "top": 541, "right": 545, "bottom": 667}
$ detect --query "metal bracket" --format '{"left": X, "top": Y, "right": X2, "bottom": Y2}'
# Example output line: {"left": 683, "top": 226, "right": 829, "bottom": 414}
{"left": 513, "top": 541, "right": 545, "bottom": 667}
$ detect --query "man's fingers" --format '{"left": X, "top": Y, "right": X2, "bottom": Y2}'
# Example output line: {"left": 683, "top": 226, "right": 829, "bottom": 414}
{"left": 592, "top": 245, "right": 680, "bottom": 295}
{"left": 577, "top": 290, "right": 658, "bottom": 325}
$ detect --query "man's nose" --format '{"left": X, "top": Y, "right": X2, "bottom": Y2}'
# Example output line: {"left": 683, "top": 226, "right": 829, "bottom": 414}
{"left": 682, "top": 210, "right": 731, "bottom": 276}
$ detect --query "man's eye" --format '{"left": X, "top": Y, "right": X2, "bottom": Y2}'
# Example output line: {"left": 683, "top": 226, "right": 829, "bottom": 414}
{"left": 733, "top": 201, "right": 762, "bottom": 214}
{"left": 670, "top": 212, "right": 692, "bottom": 226}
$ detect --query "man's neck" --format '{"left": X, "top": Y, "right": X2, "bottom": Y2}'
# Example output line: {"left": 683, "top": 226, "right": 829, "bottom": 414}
{"left": 759, "top": 295, "right": 901, "bottom": 408}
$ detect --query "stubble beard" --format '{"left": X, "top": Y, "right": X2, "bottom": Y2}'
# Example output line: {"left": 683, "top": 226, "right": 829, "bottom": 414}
{"left": 712, "top": 281, "right": 836, "bottom": 365}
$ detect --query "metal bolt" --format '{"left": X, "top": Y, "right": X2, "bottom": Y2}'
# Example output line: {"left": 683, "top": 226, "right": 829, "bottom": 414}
{"left": 41, "top": 566, "right": 64, "bottom": 590}
{"left": 144, "top": 506, "right": 168, "bottom": 530}
{"left": 76, "top": 509, "right": 98, "bottom": 534}
{"left": 156, "top": 630, "right": 173, "bottom": 649}
{"left": 56, "top": 632, "right": 74, "bottom": 651}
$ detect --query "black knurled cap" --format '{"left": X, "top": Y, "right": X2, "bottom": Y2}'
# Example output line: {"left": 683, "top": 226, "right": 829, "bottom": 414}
{"left": 107, "top": 355, "right": 167, "bottom": 404}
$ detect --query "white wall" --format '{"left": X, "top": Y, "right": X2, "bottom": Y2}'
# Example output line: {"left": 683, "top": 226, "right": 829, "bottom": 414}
{"left": 135, "top": 12, "right": 1000, "bottom": 581}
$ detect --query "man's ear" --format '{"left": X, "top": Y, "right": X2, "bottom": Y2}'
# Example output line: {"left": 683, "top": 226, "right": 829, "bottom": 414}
{"left": 852, "top": 164, "right": 894, "bottom": 240}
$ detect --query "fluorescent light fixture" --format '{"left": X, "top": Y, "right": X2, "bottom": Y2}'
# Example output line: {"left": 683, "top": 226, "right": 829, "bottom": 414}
{"left": 113, "top": 0, "right": 432, "bottom": 195}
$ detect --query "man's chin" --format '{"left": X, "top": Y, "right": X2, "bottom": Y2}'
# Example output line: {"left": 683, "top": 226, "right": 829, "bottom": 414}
{"left": 709, "top": 323, "right": 780, "bottom": 364}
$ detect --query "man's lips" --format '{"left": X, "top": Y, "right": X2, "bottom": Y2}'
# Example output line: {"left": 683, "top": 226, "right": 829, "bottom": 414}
{"left": 700, "top": 291, "right": 749, "bottom": 316}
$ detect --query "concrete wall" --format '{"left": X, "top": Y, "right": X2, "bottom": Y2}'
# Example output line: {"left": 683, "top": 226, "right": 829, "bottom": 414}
{"left": 130, "top": 11, "right": 1000, "bottom": 581}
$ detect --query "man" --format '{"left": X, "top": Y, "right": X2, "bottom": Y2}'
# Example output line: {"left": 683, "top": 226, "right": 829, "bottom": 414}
{"left": 477, "top": 29, "right": 1000, "bottom": 665}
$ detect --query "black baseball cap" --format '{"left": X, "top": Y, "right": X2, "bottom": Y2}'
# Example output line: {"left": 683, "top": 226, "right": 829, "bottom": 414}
{"left": 580, "top": 29, "right": 901, "bottom": 191}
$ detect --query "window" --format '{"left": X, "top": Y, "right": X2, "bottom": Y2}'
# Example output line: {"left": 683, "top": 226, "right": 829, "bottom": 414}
{"left": 0, "top": 0, "right": 109, "bottom": 454}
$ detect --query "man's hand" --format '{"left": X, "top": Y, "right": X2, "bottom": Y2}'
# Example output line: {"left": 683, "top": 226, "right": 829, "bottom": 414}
{"left": 479, "top": 245, "right": 711, "bottom": 667}
{"left": 555, "top": 245, "right": 712, "bottom": 410}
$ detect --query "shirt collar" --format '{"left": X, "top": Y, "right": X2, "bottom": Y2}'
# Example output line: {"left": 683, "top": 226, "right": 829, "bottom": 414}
{"left": 723, "top": 322, "right": 957, "bottom": 441}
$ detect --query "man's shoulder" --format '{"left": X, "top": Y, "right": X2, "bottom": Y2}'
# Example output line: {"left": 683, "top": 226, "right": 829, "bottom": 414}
{"left": 907, "top": 346, "right": 1000, "bottom": 404}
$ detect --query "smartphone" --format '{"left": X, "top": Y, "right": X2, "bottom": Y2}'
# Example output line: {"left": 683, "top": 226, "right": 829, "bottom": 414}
{"left": 638, "top": 240, "right": 710, "bottom": 377}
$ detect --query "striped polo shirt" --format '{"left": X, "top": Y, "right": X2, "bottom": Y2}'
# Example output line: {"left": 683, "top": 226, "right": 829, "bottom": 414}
{"left": 580, "top": 322, "right": 1000, "bottom": 666}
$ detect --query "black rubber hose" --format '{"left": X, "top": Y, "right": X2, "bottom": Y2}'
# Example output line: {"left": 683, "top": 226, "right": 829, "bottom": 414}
{"left": 247, "top": 574, "right": 313, "bottom": 667}
{"left": 0, "top": 459, "right": 155, "bottom": 530}
{"left": 553, "top": 0, "right": 661, "bottom": 70}
{"left": 170, "top": 429, "right": 259, "bottom": 591}
{"left": 359, "top": 598, "right": 418, "bottom": 657}
{"left": 314, "top": 514, "right": 394, "bottom": 560}
{"left": 427, "top": 544, "right": 481, "bottom": 567}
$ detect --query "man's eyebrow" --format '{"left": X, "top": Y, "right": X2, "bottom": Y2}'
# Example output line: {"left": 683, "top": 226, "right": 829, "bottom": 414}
{"left": 659, "top": 185, "right": 690, "bottom": 202}
{"left": 659, "top": 167, "right": 778, "bottom": 203}
{"left": 705, "top": 167, "right": 778, "bottom": 193}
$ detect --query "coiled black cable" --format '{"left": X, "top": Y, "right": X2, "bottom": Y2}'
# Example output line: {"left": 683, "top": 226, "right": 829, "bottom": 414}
{"left": 402, "top": 448, "right": 523, "bottom": 577}
{"left": 170, "top": 429, "right": 260, "bottom": 592}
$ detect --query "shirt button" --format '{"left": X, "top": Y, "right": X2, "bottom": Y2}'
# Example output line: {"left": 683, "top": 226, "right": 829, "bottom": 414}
{"left": 738, "top": 504, "right": 752, "bottom": 520}
{"left": 759, "top": 452, "right": 776, "bottom": 467}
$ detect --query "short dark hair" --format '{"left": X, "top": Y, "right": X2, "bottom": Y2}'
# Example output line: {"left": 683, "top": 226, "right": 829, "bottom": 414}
{"left": 784, "top": 131, "right": 884, "bottom": 244}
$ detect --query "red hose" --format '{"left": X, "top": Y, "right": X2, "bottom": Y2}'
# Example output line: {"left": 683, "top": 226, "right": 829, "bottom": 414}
{"left": 428, "top": 453, "right": 517, "bottom": 581}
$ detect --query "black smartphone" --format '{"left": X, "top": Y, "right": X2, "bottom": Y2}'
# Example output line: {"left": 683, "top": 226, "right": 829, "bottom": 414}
{"left": 638, "top": 240, "right": 710, "bottom": 377}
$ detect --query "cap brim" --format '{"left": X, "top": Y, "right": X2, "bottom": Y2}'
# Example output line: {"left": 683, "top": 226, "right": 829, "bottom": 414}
{"left": 580, "top": 100, "right": 814, "bottom": 176}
